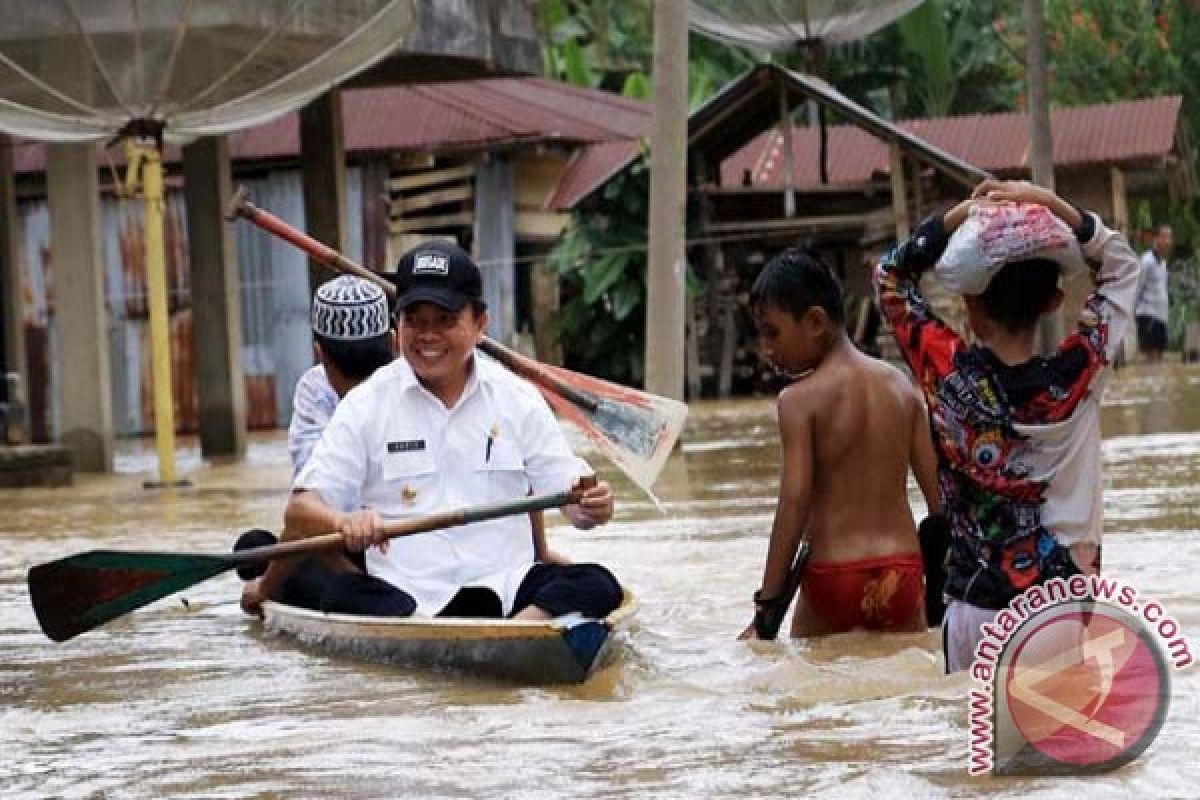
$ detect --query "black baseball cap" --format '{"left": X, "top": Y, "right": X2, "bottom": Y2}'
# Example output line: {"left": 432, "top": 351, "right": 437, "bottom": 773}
{"left": 394, "top": 240, "right": 485, "bottom": 312}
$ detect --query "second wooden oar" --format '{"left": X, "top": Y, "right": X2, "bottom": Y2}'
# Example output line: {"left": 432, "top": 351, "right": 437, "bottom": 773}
{"left": 28, "top": 483, "right": 587, "bottom": 643}
{"left": 225, "top": 187, "right": 687, "bottom": 494}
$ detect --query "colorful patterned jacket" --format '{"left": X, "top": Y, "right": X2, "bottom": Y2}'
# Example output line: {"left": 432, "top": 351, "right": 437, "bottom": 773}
{"left": 874, "top": 210, "right": 1141, "bottom": 609}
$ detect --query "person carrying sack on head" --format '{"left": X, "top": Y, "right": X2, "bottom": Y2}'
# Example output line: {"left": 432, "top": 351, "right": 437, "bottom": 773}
{"left": 874, "top": 180, "right": 1142, "bottom": 673}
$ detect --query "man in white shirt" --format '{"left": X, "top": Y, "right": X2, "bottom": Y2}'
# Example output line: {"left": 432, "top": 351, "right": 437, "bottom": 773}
{"left": 1135, "top": 224, "right": 1172, "bottom": 362}
{"left": 284, "top": 240, "right": 622, "bottom": 620}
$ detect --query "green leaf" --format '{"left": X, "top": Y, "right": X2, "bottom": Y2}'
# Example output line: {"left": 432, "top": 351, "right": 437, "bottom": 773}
{"left": 582, "top": 253, "right": 630, "bottom": 304}
{"left": 622, "top": 72, "right": 651, "bottom": 100}
{"left": 684, "top": 261, "right": 705, "bottom": 297}
{"left": 610, "top": 281, "right": 641, "bottom": 320}
{"left": 554, "top": 18, "right": 588, "bottom": 43}
{"left": 563, "top": 39, "right": 594, "bottom": 87}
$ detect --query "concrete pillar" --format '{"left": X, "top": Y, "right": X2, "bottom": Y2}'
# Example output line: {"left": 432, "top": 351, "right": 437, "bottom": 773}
{"left": 645, "top": 0, "right": 689, "bottom": 401}
{"left": 0, "top": 135, "right": 26, "bottom": 423}
{"left": 300, "top": 90, "right": 347, "bottom": 293}
{"left": 1110, "top": 166, "right": 1129, "bottom": 234}
{"left": 361, "top": 156, "right": 390, "bottom": 271}
{"left": 474, "top": 156, "right": 516, "bottom": 343}
{"left": 47, "top": 143, "right": 113, "bottom": 471}
{"left": 183, "top": 136, "right": 247, "bottom": 459}
{"left": 530, "top": 257, "right": 562, "bottom": 364}
{"left": 778, "top": 82, "right": 796, "bottom": 218}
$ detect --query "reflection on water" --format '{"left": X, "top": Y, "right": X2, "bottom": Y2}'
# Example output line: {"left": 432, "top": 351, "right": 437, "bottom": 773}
{"left": 2, "top": 365, "right": 1200, "bottom": 798}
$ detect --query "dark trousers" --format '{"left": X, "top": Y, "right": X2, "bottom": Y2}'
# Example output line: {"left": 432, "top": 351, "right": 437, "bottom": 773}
{"left": 294, "top": 561, "right": 622, "bottom": 620}
{"left": 1137, "top": 314, "right": 1167, "bottom": 352}
{"left": 438, "top": 563, "right": 623, "bottom": 619}
{"left": 281, "top": 558, "right": 416, "bottom": 617}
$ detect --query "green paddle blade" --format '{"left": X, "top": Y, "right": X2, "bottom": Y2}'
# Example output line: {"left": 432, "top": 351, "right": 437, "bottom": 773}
{"left": 28, "top": 551, "right": 234, "bottom": 642}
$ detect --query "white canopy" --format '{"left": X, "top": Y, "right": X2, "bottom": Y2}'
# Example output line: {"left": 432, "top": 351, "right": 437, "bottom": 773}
{"left": 689, "top": 0, "right": 924, "bottom": 49}
{"left": 0, "top": 0, "right": 416, "bottom": 142}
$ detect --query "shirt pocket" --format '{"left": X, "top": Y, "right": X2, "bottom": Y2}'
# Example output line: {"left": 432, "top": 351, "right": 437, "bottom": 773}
{"left": 474, "top": 439, "right": 530, "bottom": 500}
{"left": 381, "top": 449, "right": 439, "bottom": 512}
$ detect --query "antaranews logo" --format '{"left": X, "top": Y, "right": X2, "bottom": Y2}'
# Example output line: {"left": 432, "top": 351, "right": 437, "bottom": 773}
{"left": 967, "top": 574, "right": 1193, "bottom": 776}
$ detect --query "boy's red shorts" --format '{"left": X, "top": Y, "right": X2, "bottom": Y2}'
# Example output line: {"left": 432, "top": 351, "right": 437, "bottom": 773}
{"left": 802, "top": 553, "right": 924, "bottom": 632}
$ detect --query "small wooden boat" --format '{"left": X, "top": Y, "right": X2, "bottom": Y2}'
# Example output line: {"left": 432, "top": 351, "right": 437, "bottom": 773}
{"left": 260, "top": 590, "right": 638, "bottom": 684}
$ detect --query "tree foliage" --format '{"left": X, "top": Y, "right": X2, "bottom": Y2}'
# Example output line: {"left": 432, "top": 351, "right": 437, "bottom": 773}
{"left": 540, "top": 0, "right": 750, "bottom": 382}
{"left": 1001, "top": 0, "right": 1200, "bottom": 342}
{"left": 539, "top": 0, "right": 1200, "bottom": 372}
{"left": 821, "top": 0, "right": 1020, "bottom": 119}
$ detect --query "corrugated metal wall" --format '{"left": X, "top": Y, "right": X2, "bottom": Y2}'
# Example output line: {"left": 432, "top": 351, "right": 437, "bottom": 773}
{"left": 18, "top": 166, "right": 363, "bottom": 438}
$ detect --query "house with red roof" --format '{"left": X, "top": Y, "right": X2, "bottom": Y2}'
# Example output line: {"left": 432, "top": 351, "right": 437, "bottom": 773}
{"left": 565, "top": 64, "right": 1190, "bottom": 397}
{"left": 9, "top": 77, "right": 651, "bottom": 438}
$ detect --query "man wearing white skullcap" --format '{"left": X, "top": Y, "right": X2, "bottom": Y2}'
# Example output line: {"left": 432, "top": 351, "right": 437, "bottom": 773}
{"left": 239, "top": 275, "right": 396, "bottom": 615}
{"left": 291, "top": 275, "right": 395, "bottom": 476}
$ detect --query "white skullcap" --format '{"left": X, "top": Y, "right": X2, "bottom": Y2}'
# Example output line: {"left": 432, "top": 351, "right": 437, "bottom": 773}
{"left": 311, "top": 276, "right": 389, "bottom": 340}
{"left": 936, "top": 202, "right": 1087, "bottom": 295}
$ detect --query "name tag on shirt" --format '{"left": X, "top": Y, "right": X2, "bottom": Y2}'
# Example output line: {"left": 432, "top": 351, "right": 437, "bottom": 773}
{"left": 388, "top": 439, "right": 426, "bottom": 453}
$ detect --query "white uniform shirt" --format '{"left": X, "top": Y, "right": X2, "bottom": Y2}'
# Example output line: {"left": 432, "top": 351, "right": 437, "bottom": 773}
{"left": 287, "top": 365, "right": 340, "bottom": 478}
{"left": 1135, "top": 249, "right": 1169, "bottom": 322}
{"left": 295, "top": 355, "right": 591, "bottom": 616}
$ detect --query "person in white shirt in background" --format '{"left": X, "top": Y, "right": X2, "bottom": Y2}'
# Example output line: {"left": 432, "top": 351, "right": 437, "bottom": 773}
{"left": 238, "top": 275, "right": 396, "bottom": 614}
{"left": 284, "top": 240, "right": 622, "bottom": 621}
{"left": 1135, "top": 224, "right": 1172, "bottom": 362}
{"left": 289, "top": 276, "right": 395, "bottom": 477}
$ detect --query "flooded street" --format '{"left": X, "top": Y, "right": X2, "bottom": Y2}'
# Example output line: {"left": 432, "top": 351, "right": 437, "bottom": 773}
{"left": 2, "top": 363, "right": 1199, "bottom": 798}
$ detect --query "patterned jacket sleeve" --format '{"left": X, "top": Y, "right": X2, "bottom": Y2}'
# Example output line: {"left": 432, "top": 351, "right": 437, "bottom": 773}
{"left": 1068, "top": 213, "right": 1142, "bottom": 365}
{"left": 873, "top": 214, "right": 967, "bottom": 395}
{"left": 1029, "top": 212, "right": 1143, "bottom": 421}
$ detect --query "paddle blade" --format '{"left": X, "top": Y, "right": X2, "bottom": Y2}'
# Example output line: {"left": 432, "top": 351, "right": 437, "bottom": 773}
{"left": 540, "top": 365, "right": 687, "bottom": 494}
{"left": 28, "top": 551, "right": 232, "bottom": 642}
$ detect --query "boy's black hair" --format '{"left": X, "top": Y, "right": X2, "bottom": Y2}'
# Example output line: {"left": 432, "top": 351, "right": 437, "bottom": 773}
{"left": 749, "top": 247, "right": 844, "bottom": 325}
{"left": 978, "top": 258, "right": 1059, "bottom": 333}
{"left": 314, "top": 331, "right": 393, "bottom": 383}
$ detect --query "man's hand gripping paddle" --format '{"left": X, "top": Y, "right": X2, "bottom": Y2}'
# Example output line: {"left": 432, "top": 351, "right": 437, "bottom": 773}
{"left": 29, "top": 483, "right": 589, "bottom": 642}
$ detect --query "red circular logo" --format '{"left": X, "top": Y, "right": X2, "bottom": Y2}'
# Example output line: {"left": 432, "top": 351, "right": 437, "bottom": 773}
{"left": 994, "top": 602, "right": 1170, "bottom": 774}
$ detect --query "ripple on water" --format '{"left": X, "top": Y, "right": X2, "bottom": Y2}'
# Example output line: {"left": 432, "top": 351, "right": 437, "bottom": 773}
{"left": 3, "top": 370, "right": 1200, "bottom": 797}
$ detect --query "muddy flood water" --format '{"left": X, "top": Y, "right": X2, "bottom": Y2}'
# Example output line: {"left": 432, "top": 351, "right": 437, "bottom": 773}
{"left": 3, "top": 363, "right": 1199, "bottom": 799}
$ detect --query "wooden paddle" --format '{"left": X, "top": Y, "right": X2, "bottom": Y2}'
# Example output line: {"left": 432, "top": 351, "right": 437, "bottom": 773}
{"left": 225, "top": 187, "right": 686, "bottom": 494}
{"left": 28, "top": 482, "right": 588, "bottom": 643}
{"left": 752, "top": 541, "right": 811, "bottom": 640}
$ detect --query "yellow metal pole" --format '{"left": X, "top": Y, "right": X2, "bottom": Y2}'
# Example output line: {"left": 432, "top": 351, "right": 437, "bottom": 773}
{"left": 134, "top": 141, "right": 178, "bottom": 485}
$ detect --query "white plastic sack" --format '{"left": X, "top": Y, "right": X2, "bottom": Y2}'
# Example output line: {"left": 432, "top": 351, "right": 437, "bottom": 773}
{"left": 936, "top": 202, "right": 1086, "bottom": 295}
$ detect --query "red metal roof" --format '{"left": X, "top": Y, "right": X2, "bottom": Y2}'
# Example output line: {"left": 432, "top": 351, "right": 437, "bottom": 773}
{"left": 724, "top": 95, "right": 1182, "bottom": 188}
{"left": 10, "top": 77, "right": 651, "bottom": 180}
{"left": 547, "top": 139, "right": 645, "bottom": 211}
{"left": 722, "top": 125, "right": 884, "bottom": 188}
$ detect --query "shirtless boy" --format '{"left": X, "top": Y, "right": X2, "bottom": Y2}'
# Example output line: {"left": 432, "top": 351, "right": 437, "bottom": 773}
{"left": 740, "top": 248, "right": 940, "bottom": 639}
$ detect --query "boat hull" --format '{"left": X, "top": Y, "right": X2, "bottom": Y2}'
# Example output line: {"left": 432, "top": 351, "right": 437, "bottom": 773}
{"left": 260, "top": 590, "right": 637, "bottom": 684}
